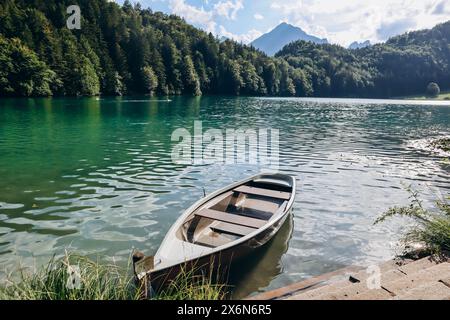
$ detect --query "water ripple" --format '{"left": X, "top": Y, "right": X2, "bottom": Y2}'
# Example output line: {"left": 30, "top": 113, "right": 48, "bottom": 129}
{"left": 0, "top": 96, "right": 449, "bottom": 296}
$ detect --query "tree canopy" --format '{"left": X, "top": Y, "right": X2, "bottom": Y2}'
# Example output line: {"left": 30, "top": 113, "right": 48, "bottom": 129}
{"left": 277, "top": 21, "right": 450, "bottom": 98}
{"left": 426, "top": 82, "right": 440, "bottom": 97}
{"left": 0, "top": 0, "right": 448, "bottom": 98}
{"left": 0, "top": 0, "right": 294, "bottom": 97}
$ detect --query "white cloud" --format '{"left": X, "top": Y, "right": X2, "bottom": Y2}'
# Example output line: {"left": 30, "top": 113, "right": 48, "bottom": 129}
{"left": 269, "top": 0, "right": 450, "bottom": 46}
{"left": 270, "top": 1, "right": 303, "bottom": 13}
{"left": 432, "top": 0, "right": 450, "bottom": 14}
{"left": 254, "top": 13, "right": 264, "bottom": 20}
{"left": 218, "top": 25, "right": 262, "bottom": 44}
{"left": 167, "top": 0, "right": 246, "bottom": 34}
{"left": 213, "top": 0, "right": 244, "bottom": 20}
{"left": 376, "top": 18, "right": 417, "bottom": 40}
{"left": 169, "top": 0, "right": 216, "bottom": 33}
{"left": 142, "top": 0, "right": 450, "bottom": 46}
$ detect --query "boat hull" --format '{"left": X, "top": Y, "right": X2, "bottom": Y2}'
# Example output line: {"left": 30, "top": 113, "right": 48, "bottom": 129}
{"left": 133, "top": 173, "right": 297, "bottom": 296}
{"left": 147, "top": 208, "right": 292, "bottom": 292}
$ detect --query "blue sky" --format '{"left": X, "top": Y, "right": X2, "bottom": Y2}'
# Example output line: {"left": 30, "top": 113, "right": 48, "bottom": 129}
{"left": 116, "top": 0, "right": 450, "bottom": 46}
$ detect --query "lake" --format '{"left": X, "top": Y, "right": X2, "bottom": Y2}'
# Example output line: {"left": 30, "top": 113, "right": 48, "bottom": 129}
{"left": 0, "top": 96, "right": 449, "bottom": 298}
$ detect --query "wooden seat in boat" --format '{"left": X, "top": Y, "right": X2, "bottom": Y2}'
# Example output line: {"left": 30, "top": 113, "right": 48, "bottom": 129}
{"left": 226, "top": 205, "right": 273, "bottom": 220}
{"left": 234, "top": 186, "right": 291, "bottom": 200}
{"left": 211, "top": 222, "right": 256, "bottom": 236}
{"left": 195, "top": 208, "right": 267, "bottom": 228}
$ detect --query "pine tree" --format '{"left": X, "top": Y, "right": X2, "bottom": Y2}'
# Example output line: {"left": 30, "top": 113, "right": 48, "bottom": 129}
{"left": 141, "top": 65, "right": 158, "bottom": 96}
{"left": 182, "top": 55, "right": 201, "bottom": 96}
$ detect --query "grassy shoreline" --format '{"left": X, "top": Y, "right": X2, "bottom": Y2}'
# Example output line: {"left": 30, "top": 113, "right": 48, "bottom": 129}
{"left": 0, "top": 253, "right": 225, "bottom": 300}
{"left": 397, "top": 90, "right": 450, "bottom": 101}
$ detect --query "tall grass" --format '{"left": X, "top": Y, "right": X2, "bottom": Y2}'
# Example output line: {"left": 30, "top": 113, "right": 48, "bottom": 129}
{"left": 0, "top": 252, "right": 140, "bottom": 300}
{"left": 375, "top": 186, "right": 450, "bottom": 256}
{"left": 156, "top": 264, "right": 226, "bottom": 300}
{"left": 0, "top": 252, "right": 226, "bottom": 300}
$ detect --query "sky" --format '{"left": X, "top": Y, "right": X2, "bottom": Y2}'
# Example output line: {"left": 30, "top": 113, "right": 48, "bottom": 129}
{"left": 116, "top": 0, "right": 450, "bottom": 46}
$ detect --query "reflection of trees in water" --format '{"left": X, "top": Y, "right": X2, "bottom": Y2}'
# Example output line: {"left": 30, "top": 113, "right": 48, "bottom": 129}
{"left": 227, "top": 213, "right": 294, "bottom": 299}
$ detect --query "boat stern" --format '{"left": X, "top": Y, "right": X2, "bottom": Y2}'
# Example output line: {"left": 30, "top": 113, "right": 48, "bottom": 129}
{"left": 133, "top": 251, "right": 155, "bottom": 280}
{"left": 132, "top": 251, "right": 156, "bottom": 298}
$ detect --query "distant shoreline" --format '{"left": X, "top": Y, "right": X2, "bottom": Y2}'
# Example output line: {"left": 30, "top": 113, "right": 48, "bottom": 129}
{"left": 2, "top": 94, "right": 450, "bottom": 105}
{"left": 395, "top": 90, "right": 450, "bottom": 101}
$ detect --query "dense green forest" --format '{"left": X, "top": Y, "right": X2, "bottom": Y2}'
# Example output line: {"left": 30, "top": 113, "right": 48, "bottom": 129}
{"left": 0, "top": 0, "right": 305, "bottom": 97}
{"left": 277, "top": 22, "right": 450, "bottom": 98}
{"left": 0, "top": 0, "right": 448, "bottom": 98}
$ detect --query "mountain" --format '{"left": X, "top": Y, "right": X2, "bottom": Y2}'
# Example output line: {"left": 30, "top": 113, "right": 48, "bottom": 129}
{"left": 251, "top": 22, "right": 328, "bottom": 56}
{"left": 348, "top": 40, "right": 371, "bottom": 49}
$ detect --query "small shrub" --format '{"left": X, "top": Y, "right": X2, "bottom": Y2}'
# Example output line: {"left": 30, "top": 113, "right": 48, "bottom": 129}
{"left": 375, "top": 187, "right": 450, "bottom": 256}
{"left": 426, "top": 82, "right": 440, "bottom": 97}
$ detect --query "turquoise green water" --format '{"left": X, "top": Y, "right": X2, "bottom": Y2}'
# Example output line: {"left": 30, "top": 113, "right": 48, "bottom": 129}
{"left": 0, "top": 96, "right": 449, "bottom": 298}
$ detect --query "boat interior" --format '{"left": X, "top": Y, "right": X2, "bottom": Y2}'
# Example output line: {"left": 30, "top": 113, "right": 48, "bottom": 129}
{"left": 176, "top": 178, "right": 292, "bottom": 248}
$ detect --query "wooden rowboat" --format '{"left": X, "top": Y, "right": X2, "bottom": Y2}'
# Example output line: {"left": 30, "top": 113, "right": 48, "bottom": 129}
{"left": 133, "top": 173, "right": 296, "bottom": 294}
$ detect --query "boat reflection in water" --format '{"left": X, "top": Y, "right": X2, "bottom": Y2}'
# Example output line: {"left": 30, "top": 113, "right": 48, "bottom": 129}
{"left": 227, "top": 213, "right": 294, "bottom": 299}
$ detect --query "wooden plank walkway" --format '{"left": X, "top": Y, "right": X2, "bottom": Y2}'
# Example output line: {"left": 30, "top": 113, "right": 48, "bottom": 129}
{"left": 247, "top": 255, "right": 450, "bottom": 300}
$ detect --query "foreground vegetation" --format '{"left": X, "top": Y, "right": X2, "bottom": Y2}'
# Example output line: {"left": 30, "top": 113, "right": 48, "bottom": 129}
{"left": 0, "top": 253, "right": 225, "bottom": 300}
{"left": 0, "top": 0, "right": 449, "bottom": 98}
{"left": 375, "top": 187, "right": 450, "bottom": 257}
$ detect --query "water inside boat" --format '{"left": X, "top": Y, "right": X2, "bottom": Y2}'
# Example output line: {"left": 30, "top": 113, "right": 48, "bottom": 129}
{"left": 177, "top": 180, "right": 292, "bottom": 248}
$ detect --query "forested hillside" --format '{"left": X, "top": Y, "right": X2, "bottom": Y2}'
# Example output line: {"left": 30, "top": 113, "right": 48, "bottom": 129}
{"left": 0, "top": 0, "right": 448, "bottom": 98}
{"left": 0, "top": 0, "right": 307, "bottom": 97}
{"left": 277, "top": 21, "right": 450, "bottom": 98}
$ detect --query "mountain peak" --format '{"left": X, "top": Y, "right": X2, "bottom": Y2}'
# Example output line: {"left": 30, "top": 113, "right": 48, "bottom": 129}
{"left": 277, "top": 22, "right": 296, "bottom": 29}
{"left": 274, "top": 22, "right": 305, "bottom": 34}
{"left": 348, "top": 40, "right": 371, "bottom": 49}
{"left": 251, "top": 23, "right": 328, "bottom": 56}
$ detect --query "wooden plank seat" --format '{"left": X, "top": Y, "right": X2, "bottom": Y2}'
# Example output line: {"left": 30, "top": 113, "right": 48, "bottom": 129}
{"left": 211, "top": 222, "right": 256, "bottom": 236}
{"left": 234, "top": 186, "right": 291, "bottom": 200}
{"left": 196, "top": 208, "right": 267, "bottom": 229}
{"left": 226, "top": 203, "right": 274, "bottom": 220}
